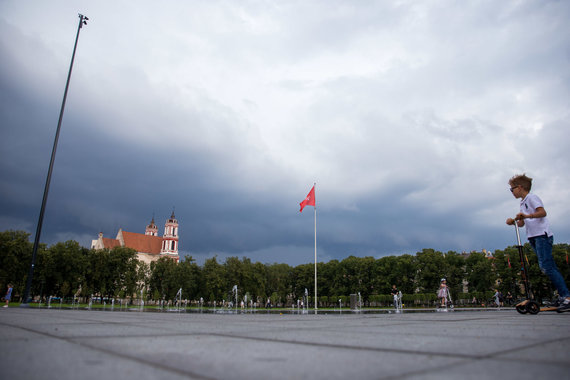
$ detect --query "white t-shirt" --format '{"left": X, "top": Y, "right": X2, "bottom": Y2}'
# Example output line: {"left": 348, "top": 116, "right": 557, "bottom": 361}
{"left": 520, "top": 193, "right": 552, "bottom": 238}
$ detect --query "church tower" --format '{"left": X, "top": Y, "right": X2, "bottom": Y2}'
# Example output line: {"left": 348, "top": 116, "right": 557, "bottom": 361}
{"left": 145, "top": 217, "right": 158, "bottom": 236}
{"left": 161, "top": 210, "right": 179, "bottom": 261}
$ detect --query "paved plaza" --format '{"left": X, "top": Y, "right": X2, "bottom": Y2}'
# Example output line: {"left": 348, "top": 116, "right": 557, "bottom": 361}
{"left": 0, "top": 307, "right": 568, "bottom": 380}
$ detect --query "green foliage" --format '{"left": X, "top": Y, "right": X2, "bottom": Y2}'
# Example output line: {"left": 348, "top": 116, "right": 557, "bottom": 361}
{"left": 36, "top": 240, "right": 88, "bottom": 298}
{"left": 0, "top": 230, "right": 34, "bottom": 300}
{"left": 149, "top": 256, "right": 179, "bottom": 300}
{"left": 465, "top": 252, "right": 494, "bottom": 293}
{"left": 176, "top": 256, "right": 200, "bottom": 300}
{"left": 270, "top": 291, "right": 280, "bottom": 306}
{"left": 266, "top": 262, "right": 292, "bottom": 303}
{"left": 2, "top": 229, "right": 570, "bottom": 306}
{"left": 201, "top": 256, "right": 224, "bottom": 301}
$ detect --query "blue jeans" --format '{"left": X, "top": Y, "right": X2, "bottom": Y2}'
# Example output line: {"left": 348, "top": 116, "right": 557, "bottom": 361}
{"left": 529, "top": 234, "right": 569, "bottom": 298}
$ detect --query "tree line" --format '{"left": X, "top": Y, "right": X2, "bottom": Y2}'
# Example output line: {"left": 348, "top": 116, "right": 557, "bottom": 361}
{"left": 1, "top": 230, "right": 568, "bottom": 306}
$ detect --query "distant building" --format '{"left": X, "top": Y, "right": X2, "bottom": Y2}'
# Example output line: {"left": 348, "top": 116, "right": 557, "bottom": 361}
{"left": 91, "top": 212, "right": 180, "bottom": 264}
{"left": 460, "top": 249, "right": 494, "bottom": 259}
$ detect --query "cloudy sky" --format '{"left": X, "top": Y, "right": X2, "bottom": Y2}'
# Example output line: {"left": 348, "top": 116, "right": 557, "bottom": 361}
{"left": 1, "top": 0, "right": 569, "bottom": 266}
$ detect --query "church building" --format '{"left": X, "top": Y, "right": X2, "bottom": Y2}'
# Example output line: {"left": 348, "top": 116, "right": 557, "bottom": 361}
{"left": 91, "top": 212, "right": 180, "bottom": 264}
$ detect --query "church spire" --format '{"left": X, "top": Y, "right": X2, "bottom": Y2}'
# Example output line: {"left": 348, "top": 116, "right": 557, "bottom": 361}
{"left": 145, "top": 214, "right": 158, "bottom": 236}
{"left": 161, "top": 208, "right": 179, "bottom": 262}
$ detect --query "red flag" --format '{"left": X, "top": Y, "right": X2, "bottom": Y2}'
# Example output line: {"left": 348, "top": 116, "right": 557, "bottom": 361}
{"left": 566, "top": 252, "right": 568, "bottom": 265}
{"left": 507, "top": 255, "right": 511, "bottom": 268}
{"left": 299, "top": 185, "right": 316, "bottom": 212}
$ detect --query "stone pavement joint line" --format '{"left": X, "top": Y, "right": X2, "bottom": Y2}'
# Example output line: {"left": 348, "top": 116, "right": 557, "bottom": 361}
{"left": 199, "top": 331, "right": 569, "bottom": 360}
{"left": 3, "top": 319, "right": 216, "bottom": 380}
{"left": 1, "top": 308, "right": 568, "bottom": 380}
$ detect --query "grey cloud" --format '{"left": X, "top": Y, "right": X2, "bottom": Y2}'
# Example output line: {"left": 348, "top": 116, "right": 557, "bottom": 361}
{"left": 1, "top": 1, "right": 569, "bottom": 266}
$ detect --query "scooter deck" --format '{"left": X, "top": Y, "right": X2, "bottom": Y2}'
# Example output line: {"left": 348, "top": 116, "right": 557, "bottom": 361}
{"left": 516, "top": 299, "right": 559, "bottom": 314}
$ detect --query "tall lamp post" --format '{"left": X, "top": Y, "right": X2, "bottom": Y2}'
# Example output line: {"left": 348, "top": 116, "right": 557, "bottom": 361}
{"left": 20, "top": 14, "right": 88, "bottom": 306}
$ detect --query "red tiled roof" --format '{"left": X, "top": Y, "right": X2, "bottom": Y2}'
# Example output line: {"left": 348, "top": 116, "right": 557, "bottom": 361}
{"left": 121, "top": 231, "right": 162, "bottom": 255}
{"left": 102, "top": 237, "right": 121, "bottom": 249}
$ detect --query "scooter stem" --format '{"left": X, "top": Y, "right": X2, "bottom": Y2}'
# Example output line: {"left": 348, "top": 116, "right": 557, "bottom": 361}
{"left": 513, "top": 219, "right": 522, "bottom": 247}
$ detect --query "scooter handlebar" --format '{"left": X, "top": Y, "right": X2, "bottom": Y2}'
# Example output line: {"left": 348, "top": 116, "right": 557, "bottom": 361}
{"left": 512, "top": 218, "right": 523, "bottom": 247}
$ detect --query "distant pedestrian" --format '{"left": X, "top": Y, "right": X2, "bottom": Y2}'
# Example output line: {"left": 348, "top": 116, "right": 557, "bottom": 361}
{"left": 391, "top": 285, "right": 399, "bottom": 309}
{"left": 506, "top": 292, "right": 513, "bottom": 305}
{"left": 3, "top": 284, "right": 13, "bottom": 308}
{"left": 437, "top": 279, "right": 448, "bottom": 307}
{"left": 493, "top": 289, "right": 501, "bottom": 307}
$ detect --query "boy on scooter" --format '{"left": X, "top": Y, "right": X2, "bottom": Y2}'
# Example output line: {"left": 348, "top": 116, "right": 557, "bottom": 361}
{"left": 506, "top": 174, "right": 570, "bottom": 312}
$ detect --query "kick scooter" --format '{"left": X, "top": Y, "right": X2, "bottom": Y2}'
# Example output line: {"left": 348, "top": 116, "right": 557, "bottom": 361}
{"left": 512, "top": 221, "right": 541, "bottom": 315}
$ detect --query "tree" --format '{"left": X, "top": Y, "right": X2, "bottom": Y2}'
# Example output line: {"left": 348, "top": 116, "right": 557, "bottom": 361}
{"left": 135, "top": 261, "right": 151, "bottom": 300}
{"left": 251, "top": 261, "right": 267, "bottom": 302}
{"left": 176, "top": 256, "right": 200, "bottom": 300}
{"left": 492, "top": 247, "right": 519, "bottom": 299}
{"left": 84, "top": 248, "right": 110, "bottom": 301}
{"left": 227, "top": 257, "right": 260, "bottom": 302}
{"left": 82, "top": 246, "right": 138, "bottom": 302}
{"left": 443, "top": 251, "right": 466, "bottom": 297}
{"left": 266, "top": 263, "right": 292, "bottom": 305}
{"left": 291, "top": 263, "right": 314, "bottom": 302}
{"left": 371, "top": 256, "right": 397, "bottom": 294}
{"left": 395, "top": 254, "right": 417, "bottom": 294}
{"left": 201, "top": 256, "right": 225, "bottom": 302}
{"left": 320, "top": 259, "right": 344, "bottom": 297}
{"left": 0, "top": 230, "right": 34, "bottom": 300}
{"left": 224, "top": 256, "right": 244, "bottom": 301}
{"left": 106, "top": 247, "right": 138, "bottom": 300}
{"left": 36, "top": 240, "right": 88, "bottom": 299}
{"left": 149, "top": 257, "right": 179, "bottom": 301}
{"left": 415, "top": 249, "right": 446, "bottom": 293}
{"left": 465, "top": 252, "right": 495, "bottom": 293}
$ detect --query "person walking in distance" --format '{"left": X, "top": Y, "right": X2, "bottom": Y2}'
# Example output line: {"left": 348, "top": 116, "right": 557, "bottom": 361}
{"left": 391, "top": 285, "right": 399, "bottom": 309}
{"left": 437, "top": 279, "right": 448, "bottom": 308}
{"left": 3, "top": 284, "right": 13, "bottom": 308}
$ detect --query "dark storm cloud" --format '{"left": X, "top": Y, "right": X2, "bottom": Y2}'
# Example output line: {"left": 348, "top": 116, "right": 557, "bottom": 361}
{"left": 1, "top": 1, "right": 570, "bottom": 266}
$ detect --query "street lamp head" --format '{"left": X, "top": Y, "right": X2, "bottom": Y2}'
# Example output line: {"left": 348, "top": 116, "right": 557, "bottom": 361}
{"left": 78, "top": 14, "right": 89, "bottom": 26}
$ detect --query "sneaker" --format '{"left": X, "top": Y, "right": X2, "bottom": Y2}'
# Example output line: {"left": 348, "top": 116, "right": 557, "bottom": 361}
{"left": 2, "top": 305, "right": 7, "bottom": 308}
{"left": 547, "top": 298, "right": 562, "bottom": 307}
{"left": 557, "top": 299, "right": 570, "bottom": 313}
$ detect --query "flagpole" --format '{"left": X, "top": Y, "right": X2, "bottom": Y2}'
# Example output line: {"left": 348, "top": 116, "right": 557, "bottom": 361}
{"left": 314, "top": 182, "right": 317, "bottom": 311}
{"left": 299, "top": 183, "right": 317, "bottom": 311}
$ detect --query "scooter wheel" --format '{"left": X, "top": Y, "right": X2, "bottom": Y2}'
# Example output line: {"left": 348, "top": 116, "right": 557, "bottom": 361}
{"left": 526, "top": 301, "right": 540, "bottom": 315}
{"left": 516, "top": 305, "right": 528, "bottom": 314}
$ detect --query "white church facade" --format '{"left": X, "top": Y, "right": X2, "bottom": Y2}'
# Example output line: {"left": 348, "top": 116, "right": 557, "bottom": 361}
{"left": 91, "top": 212, "right": 180, "bottom": 264}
